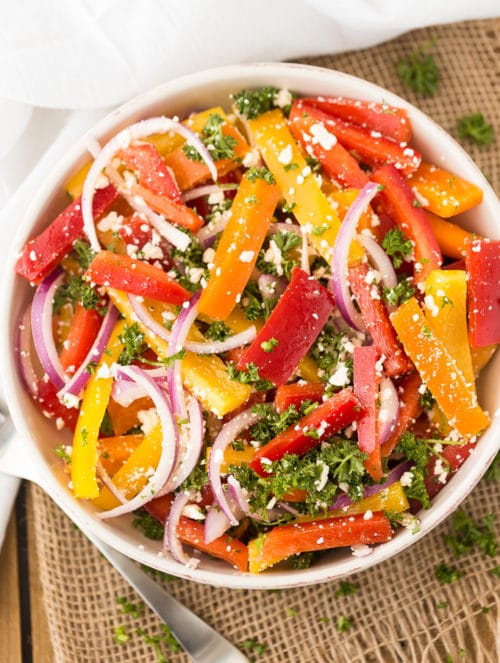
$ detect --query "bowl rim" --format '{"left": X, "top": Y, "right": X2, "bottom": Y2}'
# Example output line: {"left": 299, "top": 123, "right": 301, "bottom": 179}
{"left": 1, "top": 61, "right": 499, "bottom": 589}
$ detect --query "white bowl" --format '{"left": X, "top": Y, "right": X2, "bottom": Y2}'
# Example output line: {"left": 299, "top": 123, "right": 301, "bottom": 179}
{"left": 1, "top": 63, "right": 498, "bottom": 589}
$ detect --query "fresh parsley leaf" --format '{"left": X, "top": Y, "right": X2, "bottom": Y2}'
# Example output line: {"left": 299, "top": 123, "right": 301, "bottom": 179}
{"left": 246, "top": 166, "right": 276, "bottom": 185}
{"left": 132, "top": 510, "right": 164, "bottom": 540}
{"left": 457, "top": 113, "right": 495, "bottom": 147}
{"left": 444, "top": 509, "right": 497, "bottom": 559}
{"left": 335, "top": 581, "right": 359, "bottom": 597}
{"left": 336, "top": 615, "right": 354, "bottom": 633}
{"left": 113, "top": 625, "right": 130, "bottom": 645}
{"left": 54, "top": 444, "right": 71, "bottom": 464}
{"left": 260, "top": 337, "right": 279, "bottom": 353}
{"left": 382, "top": 228, "right": 413, "bottom": 269}
{"left": 205, "top": 320, "right": 232, "bottom": 342}
{"left": 161, "top": 349, "right": 187, "bottom": 367}
{"left": 382, "top": 277, "right": 416, "bottom": 307}
{"left": 239, "top": 637, "right": 269, "bottom": 657}
{"left": 136, "top": 624, "right": 182, "bottom": 658}
{"left": 54, "top": 274, "right": 101, "bottom": 312}
{"left": 256, "top": 230, "right": 301, "bottom": 280}
{"left": 418, "top": 387, "right": 436, "bottom": 411}
{"left": 180, "top": 462, "right": 209, "bottom": 493}
{"left": 394, "top": 432, "right": 432, "bottom": 508}
{"left": 292, "top": 551, "right": 314, "bottom": 568}
{"left": 396, "top": 44, "right": 440, "bottom": 96}
{"left": 227, "top": 362, "right": 273, "bottom": 391}
{"left": 183, "top": 113, "right": 237, "bottom": 162}
{"left": 73, "top": 239, "right": 97, "bottom": 270}
{"left": 117, "top": 596, "right": 144, "bottom": 618}
{"left": 435, "top": 562, "right": 463, "bottom": 584}
{"left": 232, "top": 86, "right": 280, "bottom": 119}
{"left": 248, "top": 403, "right": 302, "bottom": 445}
{"left": 117, "top": 322, "right": 146, "bottom": 365}
{"left": 484, "top": 453, "right": 500, "bottom": 481}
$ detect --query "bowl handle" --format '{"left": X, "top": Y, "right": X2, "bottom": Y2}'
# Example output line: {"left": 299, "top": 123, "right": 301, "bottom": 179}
{"left": 0, "top": 428, "right": 42, "bottom": 483}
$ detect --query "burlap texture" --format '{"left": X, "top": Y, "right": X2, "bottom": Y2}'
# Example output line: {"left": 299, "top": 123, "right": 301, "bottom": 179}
{"left": 29, "top": 18, "right": 499, "bottom": 663}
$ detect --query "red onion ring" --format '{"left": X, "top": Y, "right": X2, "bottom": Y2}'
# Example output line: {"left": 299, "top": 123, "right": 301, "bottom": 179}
{"left": 257, "top": 274, "right": 287, "bottom": 301}
{"left": 182, "top": 183, "right": 237, "bottom": 203}
{"left": 195, "top": 213, "right": 230, "bottom": 248}
{"left": 96, "top": 460, "right": 128, "bottom": 504}
{"left": 82, "top": 117, "right": 217, "bottom": 251}
{"left": 58, "top": 305, "right": 119, "bottom": 401}
{"left": 331, "top": 181, "right": 379, "bottom": 330}
{"left": 204, "top": 491, "right": 244, "bottom": 544}
{"left": 165, "top": 488, "right": 198, "bottom": 565}
{"left": 377, "top": 376, "right": 400, "bottom": 445}
{"left": 31, "top": 267, "right": 67, "bottom": 390}
{"left": 357, "top": 233, "right": 398, "bottom": 289}
{"left": 329, "top": 459, "right": 413, "bottom": 512}
{"left": 16, "top": 304, "right": 39, "bottom": 397}
{"left": 97, "top": 364, "right": 178, "bottom": 519}
{"left": 208, "top": 408, "right": 262, "bottom": 525}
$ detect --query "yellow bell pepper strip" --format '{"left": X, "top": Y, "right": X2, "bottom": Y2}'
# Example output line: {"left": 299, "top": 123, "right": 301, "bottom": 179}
{"left": 372, "top": 164, "right": 442, "bottom": 285}
{"left": 236, "top": 267, "right": 335, "bottom": 386}
{"left": 107, "top": 289, "right": 251, "bottom": 416}
{"left": 407, "top": 162, "right": 483, "bottom": 218}
{"left": 248, "top": 108, "right": 348, "bottom": 262}
{"left": 465, "top": 238, "right": 500, "bottom": 347}
{"left": 424, "top": 270, "right": 474, "bottom": 386}
{"left": 65, "top": 161, "right": 92, "bottom": 199}
{"left": 426, "top": 211, "right": 477, "bottom": 260}
{"left": 71, "top": 319, "right": 126, "bottom": 499}
{"left": 197, "top": 169, "right": 281, "bottom": 320}
{"left": 390, "top": 298, "right": 490, "bottom": 437}
{"left": 206, "top": 444, "right": 256, "bottom": 474}
{"left": 471, "top": 344, "right": 497, "bottom": 377}
{"left": 248, "top": 511, "right": 393, "bottom": 573}
{"left": 93, "top": 423, "right": 162, "bottom": 511}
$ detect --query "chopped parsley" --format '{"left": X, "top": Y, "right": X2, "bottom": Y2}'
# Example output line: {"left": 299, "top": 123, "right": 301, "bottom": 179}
{"left": 309, "top": 324, "right": 351, "bottom": 385}
{"left": 232, "top": 86, "right": 282, "bottom": 119}
{"left": 457, "top": 113, "right": 495, "bottom": 147}
{"left": 246, "top": 165, "right": 276, "bottom": 185}
{"left": 394, "top": 432, "right": 432, "bottom": 508}
{"left": 183, "top": 112, "right": 237, "bottom": 162}
{"left": 54, "top": 274, "right": 101, "bottom": 312}
{"left": 335, "top": 581, "right": 359, "bottom": 597}
{"left": 239, "top": 636, "right": 269, "bottom": 658}
{"left": 248, "top": 403, "right": 303, "bottom": 446}
{"left": 260, "top": 337, "right": 279, "bottom": 353}
{"left": 54, "top": 444, "right": 71, "bottom": 464}
{"left": 113, "top": 625, "right": 130, "bottom": 645}
{"left": 396, "top": 43, "right": 440, "bottom": 96}
{"left": 484, "top": 452, "right": 500, "bottom": 481}
{"left": 136, "top": 625, "right": 182, "bottom": 660}
{"left": 418, "top": 387, "right": 436, "bottom": 411}
{"left": 73, "top": 239, "right": 97, "bottom": 270}
{"left": 227, "top": 362, "right": 274, "bottom": 391}
{"left": 161, "top": 348, "right": 187, "bottom": 367}
{"left": 336, "top": 615, "right": 354, "bottom": 633}
{"left": 117, "top": 322, "right": 146, "bottom": 366}
{"left": 205, "top": 320, "right": 232, "bottom": 342}
{"left": 444, "top": 509, "right": 497, "bottom": 559}
{"left": 170, "top": 232, "right": 208, "bottom": 293}
{"left": 117, "top": 596, "right": 144, "bottom": 619}
{"left": 132, "top": 510, "right": 164, "bottom": 540}
{"left": 382, "top": 228, "right": 413, "bottom": 269}
{"left": 180, "top": 462, "right": 209, "bottom": 493}
{"left": 382, "top": 277, "right": 415, "bottom": 307}
{"left": 434, "top": 562, "right": 463, "bottom": 584}
{"left": 292, "top": 552, "right": 315, "bottom": 568}
{"left": 256, "top": 230, "right": 301, "bottom": 280}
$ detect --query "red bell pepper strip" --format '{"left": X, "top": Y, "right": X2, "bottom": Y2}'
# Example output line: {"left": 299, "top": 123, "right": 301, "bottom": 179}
{"left": 237, "top": 267, "right": 335, "bottom": 386}
{"left": 291, "top": 100, "right": 421, "bottom": 175}
{"left": 85, "top": 250, "right": 190, "bottom": 305}
{"left": 349, "top": 261, "right": 413, "bottom": 377}
{"left": 130, "top": 182, "right": 204, "bottom": 233}
{"left": 249, "top": 388, "right": 364, "bottom": 476}
{"left": 32, "top": 376, "right": 79, "bottom": 431}
{"left": 118, "top": 214, "right": 174, "bottom": 271}
{"left": 144, "top": 495, "right": 248, "bottom": 572}
{"left": 118, "top": 142, "right": 183, "bottom": 203}
{"left": 59, "top": 303, "right": 104, "bottom": 374}
{"left": 380, "top": 371, "right": 423, "bottom": 457}
{"left": 465, "top": 238, "right": 500, "bottom": 347}
{"left": 353, "top": 345, "right": 383, "bottom": 481}
{"left": 300, "top": 96, "right": 412, "bottom": 143}
{"left": 15, "top": 184, "right": 119, "bottom": 284}
{"left": 248, "top": 511, "right": 393, "bottom": 573}
{"left": 274, "top": 382, "right": 325, "bottom": 413}
{"left": 371, "top": 164, "right": 443, "bottom": 284}
{"left": 288, "top": 104, "right": 369, "bottom": 189}
{"left": 424, "top": 441, "right": 476, "bottom": 501}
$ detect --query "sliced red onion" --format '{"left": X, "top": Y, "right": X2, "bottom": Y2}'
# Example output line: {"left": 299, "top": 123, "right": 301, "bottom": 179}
{"left": 82, "top": 116, "right": 216, "bottom": 251}
{"left": 167, "top": 292, "right": 201, "bottom": 418}
{"left": 97, "top": 364, "right": 178, "bottom": 519}
{"left": 182, "top": 183, "right": 237, "bottom": 203}
{"left": 209, "top": 408, "right": 262, "bottom": 525}
{"left": 357, "top": 233, "right": 398, "bottom": 289}
{"left": 96, "top": 460, "right": 128, "bottom": 504}
{"left": 16, "top": 304, "right": 39, "bottom": 397}
{"left": 165, "top": 488, "right": 197, "bottom": 565}
{"left": 267, "top": 222, "right": 301, "bottom": 236}
{"left": 195, "top": 212, "right": 230, "bottom": 248}
{"left": 111, "top": 378, "right": 148, "bottom": 407}
{"left": 31, "top": 267, "right": 67, "bottom": 390}
{"left": 226, "top": 474, "right": 252, "bottom": 515}
{"left": 105, "top": 166, "right": 191, "bottom": 252}
{"left": 377, "top": 376, "right": 400, "bottom": 445}
{"left": 331, "top": 182, "right": 379, "bottom": 330}
{"left": 57, "top": 305, "right": 119, "bottom": 402}
{"left": 329, "top": 459, "right": 414, "bottom": 512}
{"left": 204, "top": 489, "right": 246, "bottom": 545}
{"left": 128, "top": 293, "right": 256, "bottom": 354}
{"left": 157, "top": 396, "right": 204, "bottom": 496}
{"left": 257, "top": 273, "right": 287, "bottom": 301}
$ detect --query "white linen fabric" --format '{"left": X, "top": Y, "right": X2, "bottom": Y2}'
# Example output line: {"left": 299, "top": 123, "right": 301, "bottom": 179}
{"left": 0, "top": 0, "right": 498, "bottom": 547}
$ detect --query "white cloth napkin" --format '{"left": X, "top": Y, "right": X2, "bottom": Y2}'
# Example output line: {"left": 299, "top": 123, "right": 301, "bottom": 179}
{"left": 0, "top": 0, "right": 497, "bottom": 546}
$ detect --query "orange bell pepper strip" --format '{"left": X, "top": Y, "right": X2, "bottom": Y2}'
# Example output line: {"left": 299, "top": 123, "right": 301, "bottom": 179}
{"left": 426, "top": 211, "right": 477, "bottom": 260}
{"left": 298, "top": 96, "right": 412, "bottom": 143}
{"left": 85, "top": 250, "right": 191, "bottom": 305}
{"left": 424, "top": 270, "right": 474, "bottom": 386}
{"left": 106, "top": 396, "right": 153, "bottom": 437}
{"left": 465, "top": 238, "right": 500, "bottom": 347}
{"left": 144, "top": 495, "right": 248, "bottom": 572}
{"left": 390, "top": 298, "right": 490, "bottom": 438}
{"left": 163, "top": 123, "right": 249, "bottom": 191}
{"left": 197, "top": 169, "right": 280, "bottom": 320}
{"left": 98, "top": 433, "right": 145, "bottom": 476}
{"left": 349, "top": 261, "right": 413, "bottom": 377}
{"left": 93, "top": 423, "right": 162, "bottom": 510}
{"left": 353, "top": 345, "right": 383, "bottom": 481}
{"left": 247, "top": 108, "right": 348, "bottom": 262}
{"left": 59, "top": 303, "right": 104, "bottom": 374}
{"left": 248, "top": 511, "right": 393, "bottom": 573}
{"left": 372, "top": 164, "right": 442, "bottom": 284}
{"left": 407, "top": 162, "right": 483, "bottom": 218}
{"left": 380, "top": 371, "right": 422, "bottom": 457}
{"left": 128, "top": 182, "right": 204, "bottom": 232}
{"left": 71, "top": 320, "right": 126, "bottom": 499}
{"left": 249, "top": 388, "right": 364, "bottom": 476}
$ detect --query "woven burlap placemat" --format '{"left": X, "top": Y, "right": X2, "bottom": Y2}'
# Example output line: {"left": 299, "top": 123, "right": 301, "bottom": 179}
{"left": 29, "top": 18, "right": 499, "bottom": 663}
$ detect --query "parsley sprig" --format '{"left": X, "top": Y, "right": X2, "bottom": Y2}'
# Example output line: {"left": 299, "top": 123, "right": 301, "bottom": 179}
{"left": 396, "top": 43, "right": 440, "bottom": 96}
{"left": 232, "top": 86, "right": 284, "bottom": 119}
{"left": 444, "top": 509, "right": 497, "bottom": 559}
{"left": 183, "top": 113, "right": 237, "bottom": 162}
{"left": 382, "top": 228, "right": 413, "bottom": 269}
{"left": 457, "top": 113, "right": 495, "bottom": 147}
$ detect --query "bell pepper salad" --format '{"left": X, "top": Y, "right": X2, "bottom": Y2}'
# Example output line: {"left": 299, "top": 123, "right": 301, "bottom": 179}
{"left": 15, "top": 86, "right": 498, "bottom": 574}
